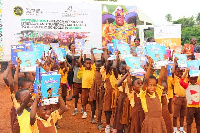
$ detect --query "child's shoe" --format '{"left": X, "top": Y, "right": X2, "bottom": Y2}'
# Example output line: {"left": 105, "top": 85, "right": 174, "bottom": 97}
{"left": 179, "top": 131, "right": 186, "bottom": 133}
{"left": 97, "top": 124, "right": 104, "bottom": 131}
{"left": 82, "top": 112, "right": 87, "bottom": 119}
{"left": 72, "top": 109, "right": 78, "bottom": 116}
{"left": 105, "top": 125, "right": 110, "bottom": 133}
{"left": 91, "top": 118, "right": 97, "bottom": 124}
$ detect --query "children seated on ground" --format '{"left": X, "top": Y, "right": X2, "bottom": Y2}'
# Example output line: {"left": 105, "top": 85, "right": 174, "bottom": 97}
{"left": 30, "top": 88, "right": 67, "bottom": 133}
{"left": 179, "top": 68, "right": 200, "bottom": 133}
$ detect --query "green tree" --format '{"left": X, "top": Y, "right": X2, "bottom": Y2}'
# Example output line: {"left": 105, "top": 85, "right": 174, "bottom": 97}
{"left": 196, "top": 12, "right": 200, "bottom": 24}
{"left": 181, "top": 27, "right": 200, "bottom": 45}
{"left": 173, "top": 17, "right": 195, "bottom": 29}
{"left": 165, "top": 14, "right": 172, "bottom": 22}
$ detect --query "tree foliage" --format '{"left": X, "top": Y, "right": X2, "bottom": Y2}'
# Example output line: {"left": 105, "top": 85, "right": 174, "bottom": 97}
{"left": 173, "top": 17, "right": 195, "bottom": 29}
{"left": 165, "top": 14, "right": 172, "bottom": 22}
{"left": 197, "top": 12, "right": 200, "bottom": 24}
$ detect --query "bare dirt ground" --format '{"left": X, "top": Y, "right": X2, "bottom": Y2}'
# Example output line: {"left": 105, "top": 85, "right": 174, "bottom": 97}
{"left": 0, "top": 72, "right": 197, "bottom": 133}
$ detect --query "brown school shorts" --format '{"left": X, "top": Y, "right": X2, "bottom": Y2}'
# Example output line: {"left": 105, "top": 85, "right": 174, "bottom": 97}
{"left": 186, "top": 107, "right": 200, "bottom": 125}
{"left": 173, "top": 97, "right": 187, "bottom": 117}
{"left": 73, "top": 83, "right": 82, "bottom": 97}
{"left": 82, "top": 88, "right": 90, "bottom": 106}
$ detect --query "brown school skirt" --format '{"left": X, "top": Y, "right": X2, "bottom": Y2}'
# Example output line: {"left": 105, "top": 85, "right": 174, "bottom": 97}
{"left": 96, "top": 85, "right": 105, "bottom": 111}
{"left": 61, "top": 84, "right": 68, "bottom": 97}
{"left": 161, "top": 95, "right": 173, "bottom": 133}
{"left": 10, "top": 106, "right": 20, "bottom": 133}
{"left": 186, "top": 107, "right": 200, "bottom": 125}
{"left": 73, "top": 83, "right": 82, "bottom": 97}
{"left": 103, "top": 78, "right": 113, "bottom": 111}
{"left": 113, "top": 91, "right": 126, "bottom": 130}
{"left": 37, "top": 119, "right": 56, "bottom": 133}
{"left": 82, "top": 88, "right": 90, "bottom": 106}
{"left": 173, "top": 97, "right": 187, "bottom": 118}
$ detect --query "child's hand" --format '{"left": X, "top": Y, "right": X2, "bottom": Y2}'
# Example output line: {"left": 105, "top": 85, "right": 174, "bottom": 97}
{"left": 57, "top": 88, "right": 62, "bottom": 97}
{"left": 8, "top": 61, "right": 15, "bottom": 70}
{"left": 147, "top": 56, "right": 154, "bottom": 66}
{"left": 174, "top": 57, "right": 179, "bottom": 63}
{"left": 186, "top": 67, "right": 190, "bottom": 73}
{"left": 16, "top": 57, "right": 22, "bottom": 65}
{"left": 126, "top": 66, "right": 131, "bottom": 71}
{"left": 91, "top": 48, "right": 93, "bottom": 54}
{"left": 164, "top": 54, "right": 168, "bottom": 60}
{"left": 36, "top": 92, "right": 42, "bottom": 102}
{"left": 28, "top": 85, "right": 34, "bottom": 94}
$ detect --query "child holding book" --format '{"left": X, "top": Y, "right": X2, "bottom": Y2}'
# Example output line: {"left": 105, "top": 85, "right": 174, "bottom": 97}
{"left": 141, "top": 57, "right": 167, "bottom": 133}
{"left": 15, "top": 87, "right": 34, "bottom": 133}
{"left": 30, "top": 88, "right": 67, "bottom": 133}
{"left": 78, "top": 49, "right": 95, "bottom": 119}
{"left": 58, "top": 59, "right": 72, "bottom": 104}
{"left": 179, "top": 68, "right": 200, "bottom": 133}
{"left": 171, "top": 57, "right": 187, "bottom": 133}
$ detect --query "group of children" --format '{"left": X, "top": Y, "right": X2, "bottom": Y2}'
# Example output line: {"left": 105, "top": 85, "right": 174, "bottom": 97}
{"left": 3, "top": 37, "right": 200, "bottom": 133}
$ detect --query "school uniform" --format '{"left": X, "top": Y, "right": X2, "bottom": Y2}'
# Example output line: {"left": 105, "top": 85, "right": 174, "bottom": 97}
{"left": 80, "top": 64, "right": 95, "bottom": 106}
{"left": 161, "top": 94, "right": 173, "bottom": 133}
{"left": 73, "top": 66, "right": 82, "bottom": 97}
{"left": 59, "top": 67, "right": 69, "bottom": 97}
{"left": 172, "top": 75, "right": 187, "bottom": 118}
{"left": 140, "top": 85, "right": 167, "bottom": 133}
{"left": 128, "top": 91, "right": 145, "bottom": 133}
{"left": 30, "top": 110, "right": 62, "bottom": 133}
{"left": 17, "top": 109, "right": 32, "bottom": 133}
{"left": 179, "top": 79, "right": 200, "bottom": 126}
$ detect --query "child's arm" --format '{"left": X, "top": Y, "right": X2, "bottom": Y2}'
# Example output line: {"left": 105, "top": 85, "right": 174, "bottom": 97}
{"left": 126, "top": 66, "right": 132, "bottom": 89}
{"left": 91, "top": 48, "right": 96, "bottom": 64}
{"left": 3, "top": 61, "right": 14, "bottom": 87}
{"left": 182, "top": 67, "right": 189, "bottom": 79}
{"left": 65, "top": 57, "right": 72, "bottom": 70}
{"left": 58, "top": 88, "right": 67, "bottom": 115}
{"left": 30, "top": 89, "right": 42, "bottom": 126}
{"left": 172, "top": 57, "right": 178, "bottom": 77}
{"left": 113, "top": 51, "right": 119, "bottom": 79}
{"left": 17, "top": 86, "right": 34, "bottom": 116}
{"left": 158, "top": 66, "right": 165, "bottom": 86}
{"left": 102, "top": 46, "right": 108, "bottom": 61}
{"left": 14, "top": 58, "right": 21, "bottom": 93}
{"left": 78, "top": 50, "right": 83, "bottom": 68}
{"left": 163, "top": 66, "right": 168, "bottom": 82}
{"left": 117, "top": 73, "right": 128, "bottom": 87}
{"left": 143, "top": 57, "right": 153, "bottom": 91}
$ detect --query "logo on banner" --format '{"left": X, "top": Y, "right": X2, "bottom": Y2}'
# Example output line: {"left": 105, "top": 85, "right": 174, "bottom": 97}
{"left": 13, "top": 6, "right": 23, "bottom": 16}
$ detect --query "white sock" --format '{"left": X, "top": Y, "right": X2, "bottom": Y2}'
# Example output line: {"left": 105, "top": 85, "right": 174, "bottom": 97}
{"left": 174, "top": 127, "right": 178, "bottom": 132}
{"left": 84, "top": 112, "right": 87, "bottom": 115}
{"left": 74, "top": 108, "right": 77, "bottom": 111}
{"left": 180, "top": 127, "right": 184, "bottom": 131}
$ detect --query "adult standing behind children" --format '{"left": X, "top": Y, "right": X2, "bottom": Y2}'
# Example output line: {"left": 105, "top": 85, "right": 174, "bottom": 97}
{"left": 66, "top": 43, "right": 80, "bottom": 101}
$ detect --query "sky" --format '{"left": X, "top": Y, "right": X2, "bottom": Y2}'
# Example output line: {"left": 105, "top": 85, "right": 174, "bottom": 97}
{"left": 118, "top": 0, "right": 200, "bottom": 25}
{"left": 33, "top": 0, "right": 200, "bottom": 25}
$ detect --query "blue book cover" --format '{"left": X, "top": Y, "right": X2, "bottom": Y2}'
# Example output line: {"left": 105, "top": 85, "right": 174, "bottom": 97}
{"left": 107, "top": 43, "right": 116, "bottom": 54}
{"left": 33, "top": 44, "right": 45, "bottom": 59}
{"left": 124, "top": 56, "right": 145, "bottom": 76}
{"left": 43, "top": 44, "right": 50, "bottom": 55}
{"left": 50, "top": 43, "right": 59, "bottom": 49}
{"left": 11, "top": 45, "right": 26, "bottom": 66}
{"left": 174, "top": 54, "right": 187, "bottom": 68}
{"left": 60, "top": 47, "right": 67, "bottom": 57}
{"left": 136, "top": 46, "right": 146, "bottom": 57}
{"left": 144, "top": 42, "right": 158, "bottom": 46}
{"left": 146, "top": 45, "right": 165, "bottom": 62}
{"left": 117, "top": 43, "right": 131, "bottom": 55}
{"left": 54, "top": 48, "right": 65, "bottom": 62}
{"left": 33, "top": 66, "right": 40, "bottom": 93}
{"left": 187, "top": 60, "right": 200, "bottom": 77}
{"left": 160, "top": 45, "right": 167, "bottom": 55}
{"left": 75, "top": 39, "right": 85, "bottom": 50}
{"left": 23, "top": 41, "right": 34, "bottom": 51}
{"left": 92, "top": 45, "right": 103, "bottom": 54}
{"left": 17, "top": 51, "right": 37, "bottom": 72}
{"left": 40, "top": 74, "right": 61, "bottom": 100}
{"left": 167, "top": 65, "right": 173, "bottom": 76}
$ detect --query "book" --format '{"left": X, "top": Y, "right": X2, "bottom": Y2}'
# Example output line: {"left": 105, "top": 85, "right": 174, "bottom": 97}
{"left": 75, "top": 39, "right": 85, "bottom": 51}
{"left": 60, "top": 47, "right": 67, "bottom": 57}
{"left": 184, "top": 44, "right": 194, "bottom": 55}
{"left": 187, "top": 60, "right": 200, "bottom": 77}
{"left": 43, "top": 44, "right": 50, "bottom": 55}
{"left": 107, "top": 55, "right": 116, "bottom": 60}
{"left": 167, "top": 65, "right": 173, "bottom": 76}
{"left": 160, "top": 46, "right": 167, "bottom": 55}
{"left": 173, "top": 46, "right": 182, "bottom": 54}
{"left": 54, "top": 48, "right": 65, "bottom": 62}
{"left": 33, "top": 66, "right": 40, "bottom": 94}
{"left": 40, "top": 73, "right": 61, "bottom": 105}
{"left": 107, "top": 43, "right": 116, "bottom": 54}
{"left": 17, "top": 51, "right": 37, "bottom": 72}
{"left": 144, "top": 42, "right": 158, "bottom": 46}
{"left": 136, "top": 46, "right": 146, "bottom": 57}
{"left": 125, "top": 56, "right": 145, "bottom": 76}
{"left": 166, "top": 48, "right": 171, "bottom": 58}
{"left": 82, "top": 46, "right": 91, "bottom": 54}
{"left": 50, "top": 43, "right": 59, "bottom": 49}
{"left": 23, "top": 41, "right": 34, "bottom": 51}
{"left": 174, "top": 54, "right": 187, "bottom": 69}
{"left": 11, "top": 45, "right": 26, "bottom": 66}
{"left": 33, "top": 44, "right": 45, "bottom": 59}
{"left": 92, "top": 45, "right": 103, "bottom": 54}
{"left": 195, "top": 53, "right": 200, "bottom": 60}
{"left": 117, "top": 42, "right": 131, "bottom": 55}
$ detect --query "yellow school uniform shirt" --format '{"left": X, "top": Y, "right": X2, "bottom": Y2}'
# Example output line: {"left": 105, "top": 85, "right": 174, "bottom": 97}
{"left": 30, "top": 110, "right": 62, "bottom": 133}
{"left": 128, "top": 91, "right": 140, "bottom": 107}
{"left": 59, "top": 67, "right": 69, "bottom": 84}
{"left": 80, "top": 64, "right": 95, "bottom": 88}
{"left": 172, "top": 75, "right": 186, "bottom": 97}
{"left": 167, "top": 76, "right": 173, "bottom": 99}
{"left": 17, "top": 109, "right": 32, "bottom": 133}
{"left": 140, "top": 84, "right": 164, "bottom": 112}
{"left": 11, "top": 93, "right": 20, "bottom": 109}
